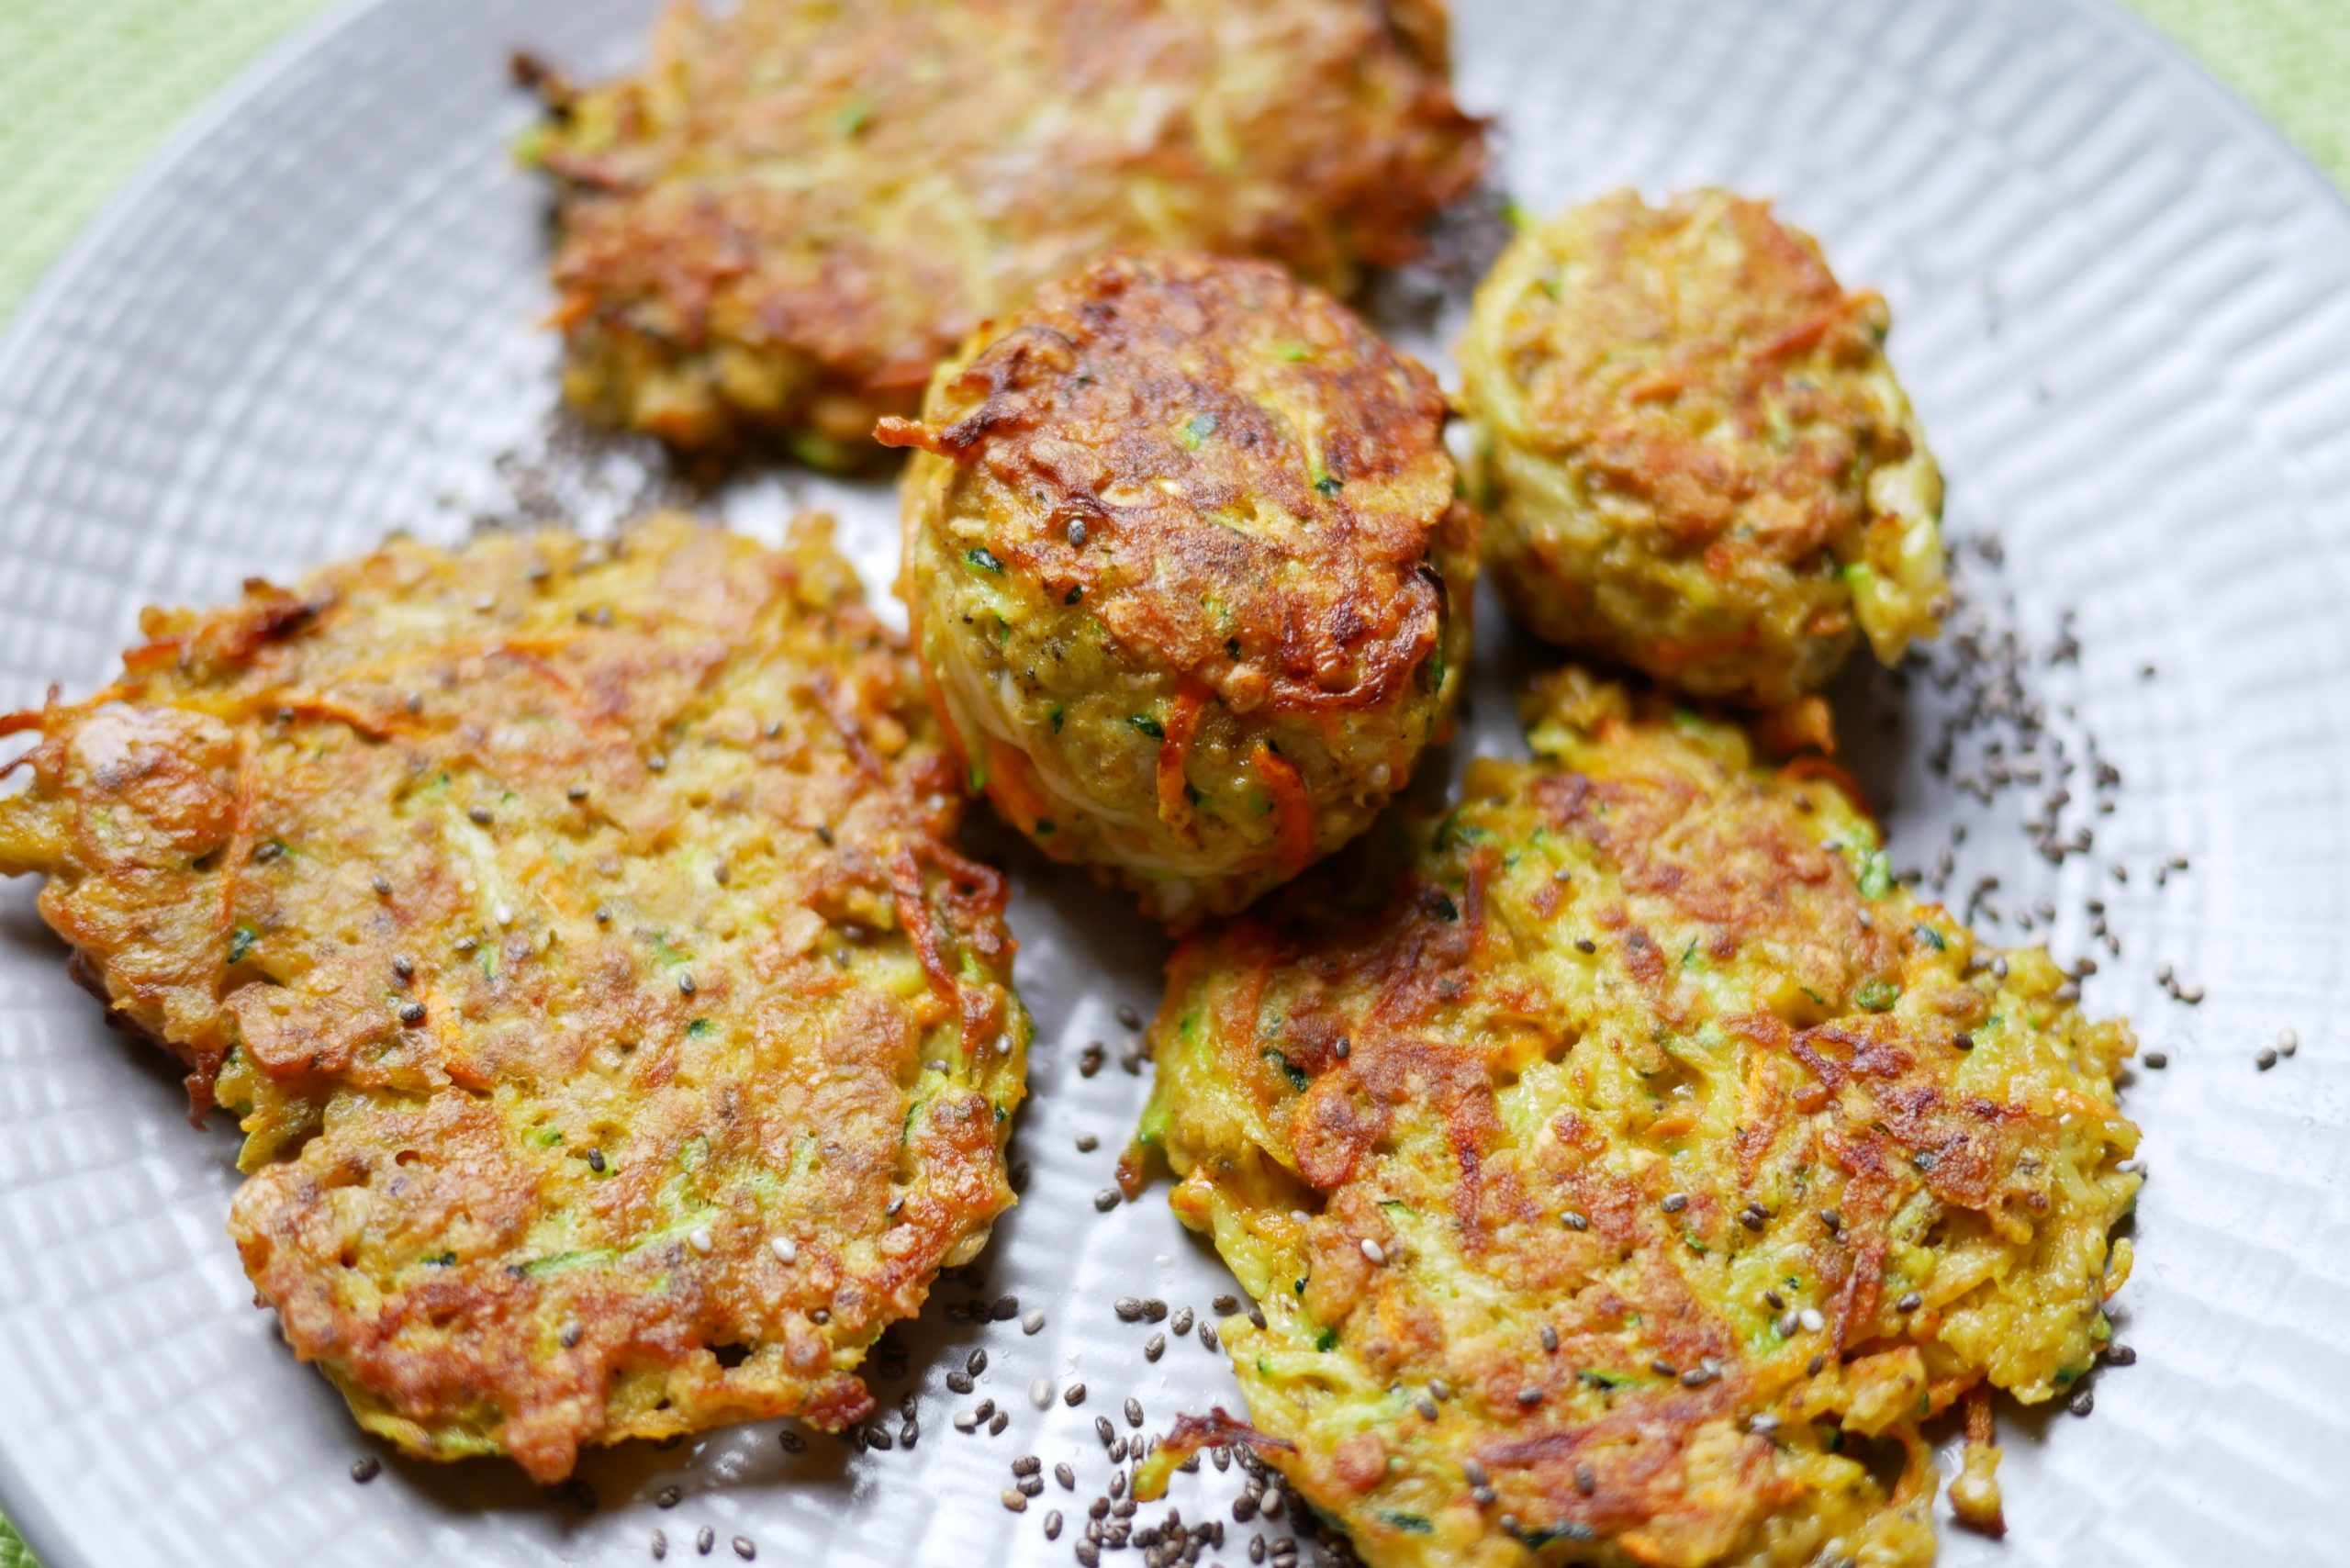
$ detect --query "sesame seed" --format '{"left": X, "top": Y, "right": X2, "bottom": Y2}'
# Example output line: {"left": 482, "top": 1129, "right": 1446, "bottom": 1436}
{"left": 769, "top": 1236, "right": 797, "bottom": 1264}
{"left": 350, "top": 1456, "right": 381, "bottom": 1483}
{"left": 688, "top": 1227, "right": 714, "bottom": 1256}
{"left": 1360, "top": 1238, "right": 1387, "bottom": 1265}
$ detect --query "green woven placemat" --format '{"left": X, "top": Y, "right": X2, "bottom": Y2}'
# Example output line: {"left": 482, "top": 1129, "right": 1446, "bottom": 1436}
{"left": 0, "top": 3, "right": 2344, "bottom": 1565}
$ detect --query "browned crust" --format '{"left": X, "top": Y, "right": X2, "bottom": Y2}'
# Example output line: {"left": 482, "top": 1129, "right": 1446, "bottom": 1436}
{"left": 532, "top": 0, "right": 1486, "bottom": 450}
{"left": 885, "top": 248, "right": 1467, "bottom": 714}
{"left": 0, "top": 517, "right": 1026, "bottom": 1481}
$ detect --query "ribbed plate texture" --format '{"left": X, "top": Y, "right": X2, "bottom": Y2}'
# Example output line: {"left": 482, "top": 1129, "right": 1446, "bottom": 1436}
{"left": 0, "top": 1, "right": 2345, "bottom": 1564}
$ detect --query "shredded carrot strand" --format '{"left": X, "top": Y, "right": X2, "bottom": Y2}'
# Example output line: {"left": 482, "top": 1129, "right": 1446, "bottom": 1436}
{"left": 1251, "top": 742, "right": 1315, "bottom": 877}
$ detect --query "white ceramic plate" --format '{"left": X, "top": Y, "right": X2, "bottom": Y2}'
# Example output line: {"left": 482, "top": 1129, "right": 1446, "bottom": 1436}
{"left": 3, "top": 1, "right": 2347, "bottom": 1564}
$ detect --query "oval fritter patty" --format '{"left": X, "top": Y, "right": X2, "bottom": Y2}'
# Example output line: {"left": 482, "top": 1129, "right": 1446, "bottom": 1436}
{"left": 1460, "top": 190, "right": 1948, "bottom": 707}
{"left": 1128, "top": 668, "right": 2139, "bottom": 1568}
{"left": 526, "top": 0, "right": 1485, "bottom": 456}
{"left": 883, "top": 249, "right": 1480, "bottom": 926}
{"left": 0, "top": 515, "right": 1027, "bottom": 1482}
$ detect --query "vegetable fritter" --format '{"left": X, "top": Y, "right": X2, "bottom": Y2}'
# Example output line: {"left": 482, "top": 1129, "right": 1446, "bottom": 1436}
{"left": 883, "top": 249, "right": 1480, "bottom": 926}
{"left": 0, "top": 516, "right": 1027, "bottom": 1482}
{"left": 1459, "top": 190, "right": 1948, "bottom": 707}
{"left": 1129, "top": 668, "right": 2140, "bottom": 1567}
{"left": 525, "top": 0, "right": 1486, "bottom": 457}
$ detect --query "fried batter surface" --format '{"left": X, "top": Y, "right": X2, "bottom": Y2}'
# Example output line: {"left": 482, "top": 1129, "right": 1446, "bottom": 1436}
{"left": 0, "top": 516, "right": 1026, "bottom": 1481}
{"left": 1130, "top": 669, "right": 2138, "bottom": 1567}
{"left": 529, "top": 0, "right": 1485, "bottom": 454}
{"left": 886, "top": 249, "right": 1479, "bottom": 925}
{"left": 1460, "top": 191, "right": 1947, "bottom": 707}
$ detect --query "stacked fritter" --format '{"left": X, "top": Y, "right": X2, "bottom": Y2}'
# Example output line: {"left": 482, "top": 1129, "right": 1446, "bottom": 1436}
{"left": 1131, "top": 671, "right": 2139, "bottom": 1567}
{"left": 0, "top": 517, "right": 1026, "bottom": 1481}
{"left": 887, "top": 248, "right": 1480, "bottom": 924}
{"left": 527, "top": 0, "right": 1484, "bottom": 457}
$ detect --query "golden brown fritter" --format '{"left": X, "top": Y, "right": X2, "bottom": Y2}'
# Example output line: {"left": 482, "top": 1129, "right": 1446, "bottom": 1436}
{"left": 882, "top": 249, "right": 1479, "bottom": 925}
{"left": 525, "top": 0, "right": 1485, "bottom": 457}
{"left": 0, "top": 516, "right": 1027, "bottom": 1482}
{"left": 1130, "top": 668, "right": 2140, "bottom": 1567}
{"left": 1460, "top": 190, "right": 1947, "bottom": 707}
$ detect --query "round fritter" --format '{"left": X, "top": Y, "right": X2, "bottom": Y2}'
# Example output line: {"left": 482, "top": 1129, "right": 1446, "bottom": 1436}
{"left": 1127, "top": 667, "right": 2139, "bottom": 1568}
{"left": 0, "top": 516, "right": 1026, "bottom": 1483}
{"left": 882, "top": 249, "right": 1480, "bottom": 926}
{"left": 1459, "top": 190, "right": 1948, "bottom": 707}
{"left": 525, "top": 0, "right": 1486, "bottom": 457}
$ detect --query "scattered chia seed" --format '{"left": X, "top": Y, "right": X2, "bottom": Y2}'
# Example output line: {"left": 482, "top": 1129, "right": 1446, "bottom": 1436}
{"left": 350, "top": 1456, "right": 381, "bottom": 1484}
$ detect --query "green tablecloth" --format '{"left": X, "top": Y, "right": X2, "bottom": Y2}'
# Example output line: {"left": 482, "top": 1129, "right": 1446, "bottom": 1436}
{"left": 0, "top": 2, "right": 2344, "bottom": 1563}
